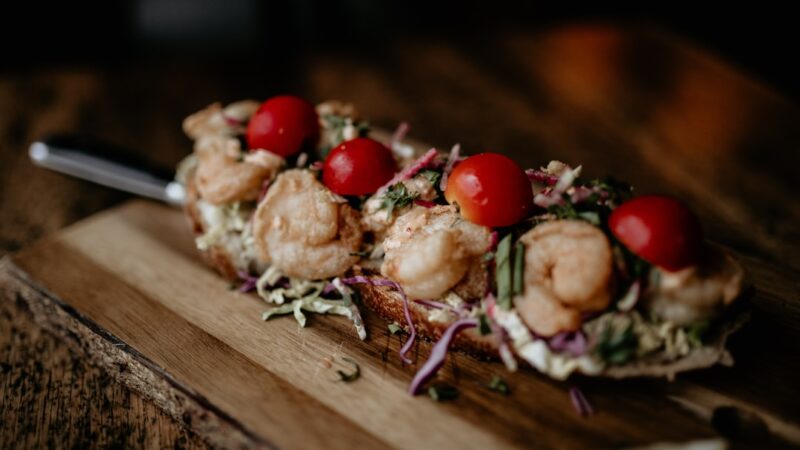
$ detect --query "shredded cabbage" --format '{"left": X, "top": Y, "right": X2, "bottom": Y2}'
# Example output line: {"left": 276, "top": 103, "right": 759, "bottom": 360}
{"left": 255, "top": 269, "right": 367, "bottom": 340}
{"left": 194, "top": 201, "right": 252, "bottom": 254}
{"left": 584, "top": 311, "right": 697, "bottom": 362}
{"left": 492, "top": 307, "right": 603, "bottom": 380}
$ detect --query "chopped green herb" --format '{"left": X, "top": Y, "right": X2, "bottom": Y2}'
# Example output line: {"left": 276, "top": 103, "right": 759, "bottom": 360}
{"left": 587, "top": 177, "right": 633, "bottom": 208}
{"left": 380, "top": 183, "right": 417, "bottom": 216}
{"left": 647, "top": 264, "right": 661, "bottom": 288}
{"left": 595, "top": 320, "right": 638, "bottom": 365}
{"left": 547, "top": 199, "right": 578, "bottom": 220}
{"left": 335, "top": 357, "right": 361, "bottom": 383}
{"left": 577, "top": 211, "right": 601, "bottom": 225}
{"left": 388, "top": 322, "right": 403, "bottom": 335}
{"left": 419, "top": 169, "right": 441, "bottom": 187}
{"left": 487, "top": 376, "right": 510, "bottom": 395}
{"left": 428, "top": 385, "right": 459, "bottom": 401}
{"left": 322, "top": 113, "right": 346, "bottom": 128}
{"left": 478, "top": 314, "right": 492, "bottom": 336}
{"left": 495, "top": 234, "right": 513, "bottom": 310}
{"left": 512, "top": 241, "right": 525, "bottom": 297}
{"left": 482, "top": 252, "right": 495, "bottom": 262}
{"left": 320, "top": 114, "right": 371, "bottom": 157}
{"left": 686, "top": 320, "right": 711, "bottom": 347}
{"left": 356, "top": 120, "right": 370, "bottom": 137}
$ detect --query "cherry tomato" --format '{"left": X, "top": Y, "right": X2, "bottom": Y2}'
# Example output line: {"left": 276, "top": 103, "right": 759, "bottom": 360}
{"left": 246, "top": 95, "right": 319, "bottom": 157}
{"left": 322, "top": 137, "right": 397, "bottom": 195}
{"left": 444, "top": 152, "right": 533, "bottom": 227}
{"left": 609, "top": 195, "right": 703, "bottom": 271}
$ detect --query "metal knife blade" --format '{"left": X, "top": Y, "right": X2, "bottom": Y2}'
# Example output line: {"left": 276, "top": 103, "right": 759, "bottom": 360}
{"left": 28, "top": 135, "right": 185, "bottom": 206}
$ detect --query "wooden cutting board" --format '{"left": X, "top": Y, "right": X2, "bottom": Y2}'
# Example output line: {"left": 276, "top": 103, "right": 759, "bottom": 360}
{"left": 2, "top": 200, "right": 799, "bottom": 449}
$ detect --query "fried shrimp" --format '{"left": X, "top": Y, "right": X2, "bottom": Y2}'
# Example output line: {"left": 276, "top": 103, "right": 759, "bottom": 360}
{"left": 381, "top": 205, "right": 491, "bottom": 299}
{"left": 255, "top": 168, "right": 341, "bottom": 246}
{"left": 253, "top": 169, "right": 362, "bottom": 279}
{"left": 644, "top": 245, "right": 744, "bottom": 325}
{"left": 194, "top": 135, "right": 283, "bottom": 205}
{"left": 183, "top": 100, "right": 260, "bottom": 139}
{"left": 514, "top": 220, "right": 614, "bottom": 337}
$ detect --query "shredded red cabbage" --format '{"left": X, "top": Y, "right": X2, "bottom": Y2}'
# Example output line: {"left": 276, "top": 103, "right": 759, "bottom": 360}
{"left": 222, "top": 113, "right": 243, "bottom": 127}
{"left": 533, "top": 166, "right": 579, "bottom": 208}
{"left": 438, "top": 143, "right": 461, "bottom": 191}
{"left": 237, "top": 271, "right": 259, "bottom": 293}
{"left": 413, "top": 199, "right": 437, "bottom": 208}
{"left": 376, "top": 148, "right": 438, "bottom": 195}
{"left": 322, "top": 282, "right": 337, "bottom": 295}
{"left": 485, "top": 293, "right": 497, "bottom": 317}
{"left": 569, "top": 387, "right": 594, "bottom": 417}
{"left": 341, "top": 276, "right": 417, "bottom": 364}
{"left": 408, "top": 318, "right": 478, "bottom": 395}
{"left": 413, "top": 299, "right": 448, "bottom": 309}
{"left": 309, "top": 161, "right": 324, "bottom": 171}
{"left": 525, "top": 169, "right": 559, "bottom": 186}
{"left": 390, "top": 121, "right": 410, "bottom": 151}
{"left": 548, "top": 331, "right": 588, "bottom": 356}
{"left": 258, "top": 179, "right": 272, "bottom": 202}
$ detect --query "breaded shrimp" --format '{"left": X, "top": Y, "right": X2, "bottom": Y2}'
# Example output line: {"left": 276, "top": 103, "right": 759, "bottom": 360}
{"left": 255, "top": 169, "right": 342, "bottom": 246}
{"left": 183, "top": 100, "right": 260, "bottom": 139}
{"left": 194, "top": 135, "right": 283, "bottom": 205}
{"left": 644, "top": 245, "right": 744, "bottom": 325}
{"left": 514, "top": 220, "right": 614, "bottom": 336}
{"left": 253, "top": 169, "right": 362, "bottom": 279}
{"left": 381, "top": 205, "right": 491, "bottom": 299}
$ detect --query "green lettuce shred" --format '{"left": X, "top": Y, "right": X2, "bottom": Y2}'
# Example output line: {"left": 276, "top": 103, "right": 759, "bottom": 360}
{"left": 256, "top": 270, "right": 367, "bottom": 340}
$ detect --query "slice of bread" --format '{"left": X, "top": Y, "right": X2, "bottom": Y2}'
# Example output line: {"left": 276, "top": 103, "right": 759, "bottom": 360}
{"left": 352, "top": 267, "right": 749, "bottom": 379}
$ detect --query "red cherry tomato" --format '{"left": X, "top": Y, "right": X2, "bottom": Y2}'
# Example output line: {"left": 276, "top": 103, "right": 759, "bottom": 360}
{"left": 322, "top": 137, "right": 397, "bottom": 195}
{"left": 246, "top": 95, "right": 319, "bottom": 157}
{"left": 609, "top": 195, "right": 703, "bottom": 271}
{"left": 444, "top": 152, "right": 533, "bottom": 227}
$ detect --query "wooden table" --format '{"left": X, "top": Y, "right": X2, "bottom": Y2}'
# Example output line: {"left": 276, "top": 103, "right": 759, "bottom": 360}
{"left": 2, "top": 25, "right": 799, "bottom": 448}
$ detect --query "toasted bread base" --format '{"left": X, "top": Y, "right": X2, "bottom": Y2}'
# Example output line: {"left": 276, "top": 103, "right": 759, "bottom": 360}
{"left": 184, "top": 168, "right": 749, "bottom": 379}
{"left": 354, "top": 266, "right": 750, "bottom": 379}
{"left": 184, "top": 168, "right": 241, "bottom": 282}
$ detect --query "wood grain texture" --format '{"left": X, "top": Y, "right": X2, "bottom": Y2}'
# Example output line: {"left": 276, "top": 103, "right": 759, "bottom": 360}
{"left": 2, "top": 24, "right": 800, "bottom": 448}
{"left": 2, "top": 200, "right": 798, "bottom": 449}
{"left": 0, "top": 271, "right": 208, "bottom": 450}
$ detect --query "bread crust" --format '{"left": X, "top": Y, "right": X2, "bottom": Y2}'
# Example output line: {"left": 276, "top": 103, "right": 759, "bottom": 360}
{"left": 355, "top": 276, "right": 498, "bottom": 359}
{"left": 184, "top": 167, "right": 240, "bottom": 282}
{"left": 353, "top": 268, "right": 749, "bottom": 378}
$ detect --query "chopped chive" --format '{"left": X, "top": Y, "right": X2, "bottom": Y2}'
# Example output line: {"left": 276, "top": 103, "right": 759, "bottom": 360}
{"left": 335, "top": 357, "right": 361, "bottom": 383}
{"left": 388, "top": 322, "right": 403, "bottom": 335}
{"left": 428, "top": 385, "right": 459, "bottom": 401}
{"left": 478, "top": 314, "right": 492, "bottom": 336}
{"left": 512, "top": 241, "right": 525, "bottom": 297}
{"left": 495, "top": 234, "right": 513, "bottom": 310}
{"left": 487, "top": 376, "right": 510, "bottom": 395}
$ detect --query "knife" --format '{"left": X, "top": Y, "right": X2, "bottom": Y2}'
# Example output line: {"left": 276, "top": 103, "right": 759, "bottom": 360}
{"left": 28, "top": 134, "right": 186, "bottom": 206}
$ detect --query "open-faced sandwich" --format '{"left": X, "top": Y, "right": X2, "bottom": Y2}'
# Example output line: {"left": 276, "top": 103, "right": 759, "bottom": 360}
{"left": 176, "top": 96, "right": 747, "bottom": 395}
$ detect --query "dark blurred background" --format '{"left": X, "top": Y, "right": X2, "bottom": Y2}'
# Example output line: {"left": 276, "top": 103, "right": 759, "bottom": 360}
{"left": 2, "top": 1, "right": 798, "bottom": 101}
{"left": 3, "top": 4, "right": 800, "bottom": 448}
